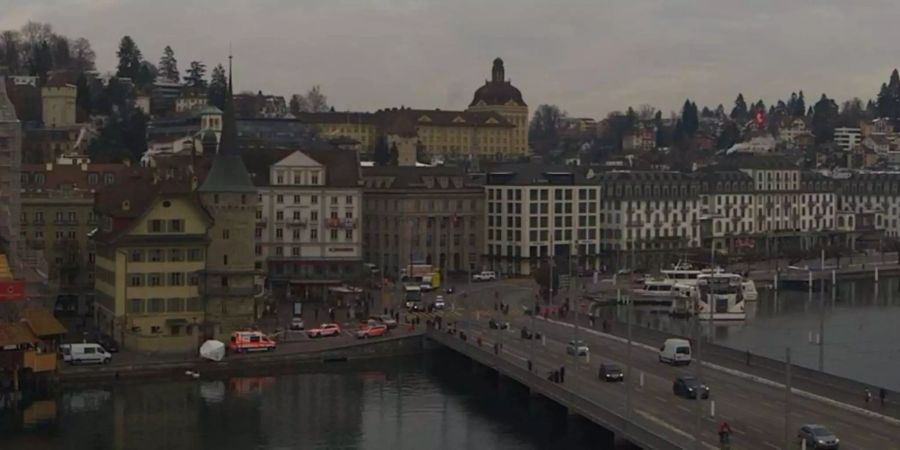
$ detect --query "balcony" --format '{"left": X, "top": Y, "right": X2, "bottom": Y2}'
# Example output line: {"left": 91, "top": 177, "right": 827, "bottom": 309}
{"left": 326, "top": 218, "right": 357, "bottom": 229}
{"left": 287, "top": 219, "right": 308, "bottom": 228}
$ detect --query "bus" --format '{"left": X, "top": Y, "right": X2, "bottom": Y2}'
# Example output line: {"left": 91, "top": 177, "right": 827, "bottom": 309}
{"left": 403, "top": 285, "right": 423, "bottom": 310}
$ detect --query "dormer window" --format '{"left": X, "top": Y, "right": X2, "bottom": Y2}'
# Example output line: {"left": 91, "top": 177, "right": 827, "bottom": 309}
{"left": 88, "top": 173, "right": 98, "bottom": 185}
{"left": 35, "top": 173, "right": 46, "bottom": 184}
{"left": 311, "top": 171, "right": 320, "bottom": 185}
{"left": 104, "top": 173, "right": 115, "bottom": 184}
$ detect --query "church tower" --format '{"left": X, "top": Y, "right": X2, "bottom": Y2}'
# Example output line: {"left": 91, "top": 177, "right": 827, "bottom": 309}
{"left": 197, "top": 57, "right": 259, "bottom": 339}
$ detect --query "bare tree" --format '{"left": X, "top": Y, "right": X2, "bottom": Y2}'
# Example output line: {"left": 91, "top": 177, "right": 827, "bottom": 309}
{"left": 289, "top": 85, "right": 330, "bottom": 114}
{"left": 70, "top": 37, "right": 96, "bottom": 71}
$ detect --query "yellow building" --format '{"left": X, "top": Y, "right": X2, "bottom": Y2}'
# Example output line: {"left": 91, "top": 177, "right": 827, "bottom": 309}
{"left": 295, "top": 57, "right": 529, "bottom": 161}
{"left": 93, "top": 175, "right": 211, "bottom": 353}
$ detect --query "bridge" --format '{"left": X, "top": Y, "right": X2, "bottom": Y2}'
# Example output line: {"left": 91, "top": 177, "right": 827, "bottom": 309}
{"left": 425, "top": 313, "right": 900, "bottom": 449}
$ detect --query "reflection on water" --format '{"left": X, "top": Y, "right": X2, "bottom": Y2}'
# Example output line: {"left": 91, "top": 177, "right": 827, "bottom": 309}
{"left": 1, "top": 356, "right": 629, "bottom": 450}
{"left": 620, "top": 277, "right": 900, "bottom": 390}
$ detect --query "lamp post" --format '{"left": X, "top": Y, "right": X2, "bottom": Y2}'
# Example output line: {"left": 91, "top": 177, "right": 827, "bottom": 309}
{"left": 788, "top": 265, "right": 825, "bottom": 372}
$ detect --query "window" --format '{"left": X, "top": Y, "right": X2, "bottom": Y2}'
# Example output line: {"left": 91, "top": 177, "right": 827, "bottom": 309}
{"left": 148, "top": 298, "right": 165, "bottom": 313}
{"left": 34, "top": 212, "right": 44, "bottom": 224}
{"left": 188, "top": 248, "right": 203, "bottom": 261}
{"left": 104, "top": 173, "right": 114, "bottom": 184}
{"left": 149, "top": 220, "right": 164, "bottom": 233}
{"left": 129, "top": 274, "right": 144, "bottom": 287}
{"left": 166, "top": 298, "right": 185, "bottom": 313}
{"left": 330, "top": 229, "right": 338, "bottom": 240}
{"left": 149, "top": 249, "right": 163, "bottom": 262}
{"left": 291, "top": 247, "right": 300, "bottom": 256}
{"left": 275, "top": 246, "right": 283, "bottom": 256}
{"left": 293, "top": 195, "right": 301, "bottom": 203}
{"left": 345, "top": 229, "right": 353, "bottom": 240}
{"left": 127, "top": 298, "right": 144, "bottom": 313}
{"left": 130, "top": 249, "right": 144, "bottom": 262}
{"left": 67, "top": 211, "right": 77, "bottom": 223}
{"left": 311, "top": 195, "right": 318, "bottom": 204}
{"left": 276, "top": 210, "right": 284, "bottom": 220}
{"left": 345, "top": 195, "right": 353, "bottom": 204}
{"left": 276, "top": 228, "right": 284, "bottom": 239}
{"left": 222, "top": 229, "right": 230, "bottom": 239}
{"left": 277, "top": 195, "right": 284, "bottom": 204}
{"left": 88, "top": 173, "right": 99, "bottom": 185}
{"left": 169, "top": 219, "right": 184, "bottom": 232}
{"left": 169, "top": 249, "right": 183, "bottom": 261}
{"left": 331, "top": 196, "right": 338, "bottom": 205}
{"left": 168, "top": 272, "right": 184, "bottom": 286}
{"left": 189, "top": 272, "right": 200, "bottom": 286}
{"left": 292, "top": 229, "right": 301, "bottom": 239}
{"left": 223, "top": 255, "right": 229, "bottom": 265}
{"left": 311, "top": 172, "right": 319, "bottom": 184}
{"left": 311, "top": 229, "right": 318, "bottom": 241}
{"left": 311, "top": 211, "right": 318, "bottom": 221}
{"left": 148, "top": 273, "right": 163, "bottom": 286}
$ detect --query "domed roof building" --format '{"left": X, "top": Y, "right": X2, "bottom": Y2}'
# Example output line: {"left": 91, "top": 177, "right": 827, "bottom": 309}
{"left": 470, "top": 58, "right": 526, "bottom": 107}
{"left": 466, "top": 58, "right": 529, "bottom": 156}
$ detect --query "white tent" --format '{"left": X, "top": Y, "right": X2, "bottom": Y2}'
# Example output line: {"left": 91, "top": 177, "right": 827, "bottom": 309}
{"left": 199, "top": 340, "right": 226, "bottom": 362}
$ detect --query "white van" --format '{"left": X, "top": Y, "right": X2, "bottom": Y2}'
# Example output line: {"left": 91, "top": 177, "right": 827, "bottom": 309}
{"left": 60, "top": 343, "right": 112, "bottom": 365}
{"left": 658, "top": 338, "right": 691, "bottom": 365}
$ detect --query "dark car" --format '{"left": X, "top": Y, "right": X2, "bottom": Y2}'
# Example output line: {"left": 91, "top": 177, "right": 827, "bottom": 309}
{"left": 598, "top": 363, "right": 624, "bottom": 382}
{"left": 673, "top": 375, "right": 709, "bottom": 399}
{"left": 92, "top": 333, "right": 119, "bottom": 353}
{"left": 520, "top": 327, "right": 541, "bottom": 340}
{"left": 797, "top": 424, "right": 840, "bottom": 449}
{"left": 488, "top": 319, "right": 509, "bottom": 330}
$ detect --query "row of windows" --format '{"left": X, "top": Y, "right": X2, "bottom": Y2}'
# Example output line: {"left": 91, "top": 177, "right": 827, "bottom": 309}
{"left": 22, "top": 211, "right": 95, "bottom": 225}
{"left": 273, "top": 170, "right": 321, "bottom": 186}
{"left": 367, "top": 233, "right": 478, "bottom": 248}
{"left": 128, "top": 272, "right": 199, "bottom": 287}
{"left": 22, "top": 172, "right": 116, "bottom": 186}
{"left": 148, "top": 219, "right": 185, "bottom": 233}
{"left": 129, "top": 248, "right": 204, "bottom": 263}
{"left": 271, "top": 194, "right": 354, "bottom": 205}
{"left": 264, "top": 228, "right": 352, "bottom": 242}
{"left": 127, "top": 297, "right": 202, "bottom": 314}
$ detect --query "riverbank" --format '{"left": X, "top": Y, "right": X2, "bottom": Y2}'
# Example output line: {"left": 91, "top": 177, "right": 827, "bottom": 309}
{"left": 58, "top": 331, "right": 426, "bottom": 384}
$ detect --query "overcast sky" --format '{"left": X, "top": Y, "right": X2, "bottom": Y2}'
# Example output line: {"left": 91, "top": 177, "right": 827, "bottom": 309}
{"left": 2, "top": 0, "right": 898, "bottom": 117}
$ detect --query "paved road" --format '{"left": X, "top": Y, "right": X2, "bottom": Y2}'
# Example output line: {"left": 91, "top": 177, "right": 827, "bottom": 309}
{"left": 446, "top": 310, "right": 900, "bottom": 450}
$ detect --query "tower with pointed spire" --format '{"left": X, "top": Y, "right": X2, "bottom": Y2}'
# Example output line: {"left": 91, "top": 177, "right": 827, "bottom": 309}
{"left": 197, "top": 55, "right": 260, "bottom": 339}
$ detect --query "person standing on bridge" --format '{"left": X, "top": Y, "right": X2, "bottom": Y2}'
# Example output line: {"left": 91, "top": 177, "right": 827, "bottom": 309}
{"left": 865, "top": 387, "right": 872, "bottom": 405}
{"left": 880, "top": 388, "right": 887, "bottom": 405}
{"left": 559, "top": 365, "right": 566, "bottom": 383}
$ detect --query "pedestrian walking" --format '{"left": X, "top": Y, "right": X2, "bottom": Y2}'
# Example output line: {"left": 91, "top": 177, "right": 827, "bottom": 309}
{"left": 865, "top": 387, "right": 872, "bottom": 404}
{"left": 880, "top": 388, "right": 887, "bottom": 406}
{"left": 746, "top": 350, "right": 751, "bottom": 366}
{"left": 559, "top": 366, "right": 566, "bottom": 383}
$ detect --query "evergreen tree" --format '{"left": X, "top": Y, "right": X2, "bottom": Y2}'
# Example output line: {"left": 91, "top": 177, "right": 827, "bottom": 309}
{"left": 795, "top": 91, "right": 806, "bottom": 117}
{"left": 876, "top": 69, "right": 900, "bottom": 119}
{"left": 681, "top": 99, "right": 699, "bottom": 136}
{"left": 700, "top": 106, "right": 714, "bottom": 118}
{"left": 76, "top": 73, "right": 91, "bottom": 116}
{"left": 730, "top": 93, "right": 748, "bottom": 122}
{"left": 812, "top": 94, "right": 839, "bottom": 144}
{"left": 373, "top": 135, "right": 390, "bottom": 166}
{"left": 207, "top": 63, "right": 227, "bottom": 110}
{"left": 116, "top": 35, "right": 143, "bottom": 80}
{"left": 27, "top": 39, "right": 52, "bottom": 82}
{"left": 158, "top": 45, "right": 179, "bottom": 82}
{"left": 135, "top": 60, "right": 157, "bottom": 87}
{"left": 183, "top": 61, "right": 207, "bottom": 88}
{"left": 50, "top": 35, "right": 70, "bottom": 68}
{"left": 717, "top": 120, "right": 740, "bottom": 150}
{"left": 653, "top": 110, "right": 665, "bottom": 146}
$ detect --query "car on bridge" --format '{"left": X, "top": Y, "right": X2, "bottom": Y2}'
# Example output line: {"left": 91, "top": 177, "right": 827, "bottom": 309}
{"left": 488, "top": 318, "right": 509, "bottom": 330}
{"left": 472, "top": 271, "right": 497, "bottom": 281}
{"left": 433, "top": 295, "right": 446, "bottom": 310}
{"left": 356, "top": 324, "right": 388, "bottom": 339}
{"left": 797, "top": 424, "right": 840, "bottom": 449}
{"left": 306, "top": 323, "right": 342, "bottom": 338}
{"left": 673, "top": 375, "right": 709, "bottom": 399}
{"left": 520, "top": 327, "right": 541, "bottom": 340}
{"left": 371, "top": 315, "right": 398, "bottom": 329}
{"left": 598, "top": 363, "right": 624, "bottom": 382}
{"left": 566, "top": 340, "right": 590, "bottom": 356}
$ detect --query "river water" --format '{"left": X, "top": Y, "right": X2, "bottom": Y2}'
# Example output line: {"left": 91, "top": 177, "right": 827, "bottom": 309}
{"left": 625, "top": 277, "right": 900, "bottom": 391}
{"left": 1, "top": 356, "right": 629, "bottom": 450}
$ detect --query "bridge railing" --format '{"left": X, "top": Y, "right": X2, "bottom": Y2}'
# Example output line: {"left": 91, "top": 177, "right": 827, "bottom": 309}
{"left": 427, "top": 329, "right": 689, "bottom": 450}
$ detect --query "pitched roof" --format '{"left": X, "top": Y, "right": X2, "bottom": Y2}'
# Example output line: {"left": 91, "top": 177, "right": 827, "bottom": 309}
{"left": 20, "top": 306, "right": 67, "bottom": 337}
{"left": 241, "top": 145, "right": 361, "bottom": 188}
{"left": 198, "top": 60, "right": 256, "bottom": 194}
{"left": 0, "top": 76, "right": 19, "bottom": 122}
{"left": 0, "top": 322, "right": 39, "bottom": 347}
{"left": 21, "top": 162, "right": 136, "bottom": 192}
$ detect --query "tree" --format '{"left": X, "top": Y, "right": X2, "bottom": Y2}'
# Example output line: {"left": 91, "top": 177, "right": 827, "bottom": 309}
{"left": 730, "top": 93, "right": 748, "bottom": 123}
{"left": 700, "top": 106, "right": 714, "bottom": 118}
{"left": 135, "top": 60, "right": 157, "bottom": 87}
{"left": 389, "top": 142, "right": 399, "bottom": 166}
{"left": 373, "top": 135, "right": 390, "bottom": 166}
{"left": 88, "top": 106, "right": 148, "bottom": 162}
{"left": 653, "top": 110, "right": 665, "bottom": 147}
{"left": 158, "top": 45, "right": 179, "bottom": 82}
{"left": 27, "top": 39, "right": 52, "bottom": 82}
{"left": 812, "top": 94, "right": 839, "bottom": 144}
{"left": 207, "top": 63, "right": 227, "bottom": 110}
{"left": 717, "top": 120, "right": 740, "bottom": 150}
{"left": 529, "top": 104, "right": 566, "bottom": 153}
{"left": 183, "top": 61, "right": 207, "bottom": 88}
{"left": 793, "top": 91, "right": 807, "bottom": 117}
{"left": 70, "top": 37, "right": 95, "bottom": 71}
{"left": 116, "top": 35, "right": 143, "bottom": 80}
{"left": 76, "top": 73, "right": 91, "bottom": 116}
{"left": 533, "top": 261, "right": 559, "bottom": 301}
{"left": 838, "top": 98, "right": 869, "bottom": 128}
{"left": 289, "top": 85, "right": 330, "bottom": 114}
{"left": 876, "top": 69, "right": 900, "bottom": 119}
{"left": 0, "top": 31, "right": 22, "bottom": 73}
{"left": 680, "top": 99, "right": 699, "bottom": 136}
{"left": 50, "top": 35, "right": 70, "bottom": 68}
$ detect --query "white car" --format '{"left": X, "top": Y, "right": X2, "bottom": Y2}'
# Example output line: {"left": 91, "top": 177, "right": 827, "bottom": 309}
{"left": 566, "top": 340, "right": 590, "bottom": 356}
{"left": 290, "top": 317, "right": 305, "bottom": 331}
{"left": 420, "top": 283, "right": 434, "bottom": 292}
{"left": 434, "top": 295, "right": 446, "bottom": 310}
{"left": 472, "top": 271, "right": 497, "bottom": 282}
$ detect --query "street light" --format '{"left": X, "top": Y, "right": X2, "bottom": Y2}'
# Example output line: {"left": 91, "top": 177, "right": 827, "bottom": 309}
{"left": 787, "top": 265, "right": 825, "bottom": 372}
